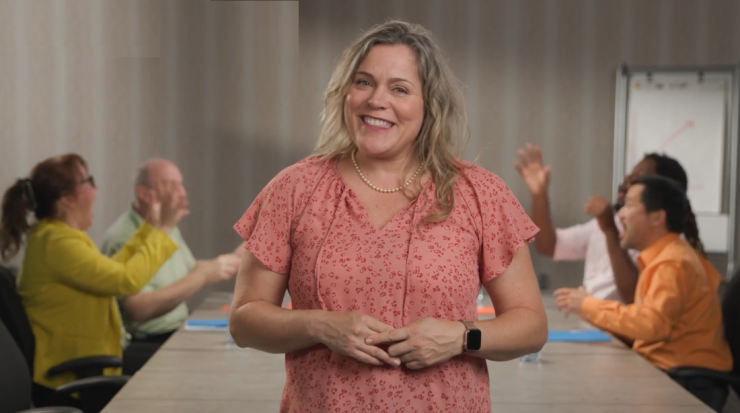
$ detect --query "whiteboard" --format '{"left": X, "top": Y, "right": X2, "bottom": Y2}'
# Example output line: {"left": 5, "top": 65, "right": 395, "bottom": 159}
{"left": 696, "top": 215, "right": 729, "bottom": 253}
{"left": 614, "top": 67, "right": 738, "bottom": 259}
{"left": 625, "top": 74, "right": 728, "bottom": 214}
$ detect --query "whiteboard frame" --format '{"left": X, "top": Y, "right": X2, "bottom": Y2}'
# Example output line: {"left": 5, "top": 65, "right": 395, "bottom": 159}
{"left": 613, "top": 63, "right": 740, "bottom": 280}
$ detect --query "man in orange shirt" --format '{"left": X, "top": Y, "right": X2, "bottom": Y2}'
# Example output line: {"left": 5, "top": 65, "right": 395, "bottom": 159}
{"left": 555, "top": 175, "right": 732, "bottom": 412}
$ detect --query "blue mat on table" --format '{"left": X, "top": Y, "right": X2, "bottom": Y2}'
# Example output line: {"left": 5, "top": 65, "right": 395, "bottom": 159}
{"left": 547, "top": 330, "right": 611, "bottom": 342}
{"left": 185, "top": 319, "right": 228, "bottom": 330}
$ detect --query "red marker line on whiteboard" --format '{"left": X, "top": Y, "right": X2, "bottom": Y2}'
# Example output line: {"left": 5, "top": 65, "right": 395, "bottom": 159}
{"left": 657, "top": 121, "right": 694, "bottom": 152}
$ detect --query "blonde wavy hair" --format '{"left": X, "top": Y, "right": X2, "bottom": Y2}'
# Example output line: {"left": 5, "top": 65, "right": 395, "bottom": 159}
{"left": 314, "top": 19, "right": 470, "bottom": 224}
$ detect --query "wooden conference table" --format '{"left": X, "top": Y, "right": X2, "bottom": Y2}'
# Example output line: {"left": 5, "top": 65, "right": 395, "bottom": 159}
{"left": 101, "top": 292, "right": 712, "bottom": 413}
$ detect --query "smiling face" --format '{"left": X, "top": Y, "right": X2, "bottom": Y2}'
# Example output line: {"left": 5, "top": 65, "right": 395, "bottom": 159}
{"left": 58, "top": 163, "right": 97, "bottom": 230}
{"left": 344, "top": 44, "right": 425, "bottom": 161}
{"left": 616, "top": 183, "right": 667, "bottom": 251}
{"left": 617, "top": 184, "right": 648, "bottom": 250}
{"left": 136, "top": 159, "right": 189, "bottom": 212}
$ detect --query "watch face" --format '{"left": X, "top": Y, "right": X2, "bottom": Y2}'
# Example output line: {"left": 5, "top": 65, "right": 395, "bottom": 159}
{"left": 467, "top": 330, "right": 482, "bottom": 351}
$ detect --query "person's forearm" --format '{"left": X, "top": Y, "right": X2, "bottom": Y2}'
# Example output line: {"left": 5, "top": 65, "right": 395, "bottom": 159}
{"left": 582, "top": 297, "right": 671, "bottom": 343}
{"left": 530, "top": 193, "right": 557, "bottom": 256}
{"left": 603, "top": 229, "right": 639, "bottom": 304}
{"left": 470, "top": 308, "right": 548, "bottom": 361}
{"left": 229, "top": 300, "right": 325, "bottom": 353}
{"left": 122, "top": 266, "right": 206, "bottom": 323}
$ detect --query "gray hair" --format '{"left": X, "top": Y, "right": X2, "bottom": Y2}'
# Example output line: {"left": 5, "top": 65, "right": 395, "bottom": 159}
{"left": 134, "top": 164, "right": 152, "bottom": 189}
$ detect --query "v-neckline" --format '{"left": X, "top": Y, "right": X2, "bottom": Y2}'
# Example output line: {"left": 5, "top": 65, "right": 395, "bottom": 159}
{"left": 347, "top": 187, "right": 417, "bottom": 233}
{"left": 331, "top": 157, "right": 433, "bottom": 234}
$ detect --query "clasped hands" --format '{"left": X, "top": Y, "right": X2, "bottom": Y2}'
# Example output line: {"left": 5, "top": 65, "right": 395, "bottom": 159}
{"left": 320, "top": 312, "right": 466, "bottom": 370}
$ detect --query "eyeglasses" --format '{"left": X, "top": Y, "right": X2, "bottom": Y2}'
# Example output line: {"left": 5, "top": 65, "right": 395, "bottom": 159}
{"left": 72, "top": 176, "right": 96, "bottom": 189}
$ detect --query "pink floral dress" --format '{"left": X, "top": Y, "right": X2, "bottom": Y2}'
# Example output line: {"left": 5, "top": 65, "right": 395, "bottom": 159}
{"left": 234, "top": 157, "right": 538, "bottom": 413}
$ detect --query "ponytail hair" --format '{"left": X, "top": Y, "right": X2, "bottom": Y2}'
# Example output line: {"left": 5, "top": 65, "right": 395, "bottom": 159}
{"left": 683, "top": 199, "right": 706, "bottom": 258}
{"left": 0, "top": 180, "right": 34, "bottom": 261}
{"left": 644, "top": 153, "right": 706, "bottom": 258}
{"left": 0, "top": 154, "right": 88, "bottom": 262}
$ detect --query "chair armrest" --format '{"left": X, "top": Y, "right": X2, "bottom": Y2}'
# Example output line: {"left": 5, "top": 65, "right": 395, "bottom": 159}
{"left": 667, "top": 367, "right": 740, "bottom": 387}
{"left": 16, "top": 408, "right": 83, "bottom": 413}
{"left": 47, "top": 355, "right": 123, "bottom": 378}
{"left": 55, "top": 375, "right": 130, "bottom": 396}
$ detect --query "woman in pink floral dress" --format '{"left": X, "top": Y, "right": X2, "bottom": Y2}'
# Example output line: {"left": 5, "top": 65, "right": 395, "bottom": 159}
{"left": 229, "top": 20, "right": 548, "bottom": 413}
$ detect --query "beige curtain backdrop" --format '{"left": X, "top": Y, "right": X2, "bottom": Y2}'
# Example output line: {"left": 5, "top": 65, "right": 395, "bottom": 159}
{"left": 0, "top": 0, "right": 299, "bottom": 296}
{"left": 298, "top": 0, "right": 740, "bottom": 288}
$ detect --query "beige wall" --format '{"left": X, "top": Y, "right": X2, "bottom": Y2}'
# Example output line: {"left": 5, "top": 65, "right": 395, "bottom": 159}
{"left": 2, "top": 0, "right": 739, "bottom": 293}
{"left": 298, "top": 0, "right": 740, "bottom": 288}
{"left": 0, "top": 0, "right": 299, "bottom": 278}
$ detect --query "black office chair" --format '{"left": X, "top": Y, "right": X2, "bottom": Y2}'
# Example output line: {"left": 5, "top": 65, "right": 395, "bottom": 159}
{"left": 667, "top": 270, "right": 740, "bottom": 412}
{"left": 0, "top": 318, "right": 81, "bottom": 413}
{"left": 0, "top": 266, "right": 129, "bottom": 413}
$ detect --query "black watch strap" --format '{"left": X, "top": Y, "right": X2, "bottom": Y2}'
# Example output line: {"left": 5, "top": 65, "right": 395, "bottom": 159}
{"left": 459, "top": 320, "right": 482, "bottom": 352}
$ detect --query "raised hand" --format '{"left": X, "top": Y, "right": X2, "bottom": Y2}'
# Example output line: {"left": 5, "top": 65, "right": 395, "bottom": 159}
{"left": 141, "top": 187, "right": 163, "bottom": 228}
{"left": 157, "top": 181, "right": 189, "bottom": 231}
{"left": 514, "top": 143, "right": 551, "bottom": 196}
{"left": 584, "top": 196, "right": 617, "bottom": 234}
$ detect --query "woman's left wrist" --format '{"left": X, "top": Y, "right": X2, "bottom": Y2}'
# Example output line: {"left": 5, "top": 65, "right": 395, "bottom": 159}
{"left": 452, "top": 320, "right": 467, "bottom": 355}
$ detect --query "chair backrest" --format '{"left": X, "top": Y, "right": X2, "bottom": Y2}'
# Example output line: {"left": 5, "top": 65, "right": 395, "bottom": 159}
{"left": 721, "top": 270, "right": 740, "bottom": 392}
{"left": 0, "top": 318, "right": 32, "bottom": 413}
{"left": 0, "top": 266, "right": 35, "bottom": 375}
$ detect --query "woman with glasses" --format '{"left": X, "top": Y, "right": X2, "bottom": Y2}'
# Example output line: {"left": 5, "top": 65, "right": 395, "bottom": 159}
{"left": 0, "top": 153, "right": 188, "bottom": 407}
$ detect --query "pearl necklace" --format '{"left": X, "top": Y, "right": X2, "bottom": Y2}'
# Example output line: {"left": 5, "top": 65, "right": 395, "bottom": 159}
{"left": 351, "top": 151, "right": 425, "bottom": 193}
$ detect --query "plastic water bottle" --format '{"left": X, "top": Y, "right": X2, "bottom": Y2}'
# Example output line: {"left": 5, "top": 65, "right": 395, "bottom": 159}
{"left": 520, "top": 352, "right": 541, "bottom": 363}
{"left": 476, "top": 289, "right": 484, "bottom": 307}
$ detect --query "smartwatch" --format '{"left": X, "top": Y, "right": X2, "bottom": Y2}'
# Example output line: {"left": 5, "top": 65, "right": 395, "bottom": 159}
{"left": 459, "top": 320, "right": 481, "bottom": 352}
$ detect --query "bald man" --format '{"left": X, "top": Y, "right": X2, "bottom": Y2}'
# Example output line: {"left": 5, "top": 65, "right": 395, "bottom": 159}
{"left": 101, "top": 158, "right": 242, "bottom": 374}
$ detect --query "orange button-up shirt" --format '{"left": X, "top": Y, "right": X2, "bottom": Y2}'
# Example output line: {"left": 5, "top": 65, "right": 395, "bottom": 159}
{"left": 582, "top": 233, "right": 732, "bottom": 371}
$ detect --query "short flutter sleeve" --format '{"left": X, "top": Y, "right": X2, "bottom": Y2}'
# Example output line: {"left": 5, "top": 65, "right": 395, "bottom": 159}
{"left": 461, "top": 165, "right": 539, "bottom": 284}
{"left": 233, "top": 160, "right": 322, "bottom": 275}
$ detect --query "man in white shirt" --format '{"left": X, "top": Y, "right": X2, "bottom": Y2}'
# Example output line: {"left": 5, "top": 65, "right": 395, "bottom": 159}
{"left": 514, "top": 144, "right": 711, "bottom": 304}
